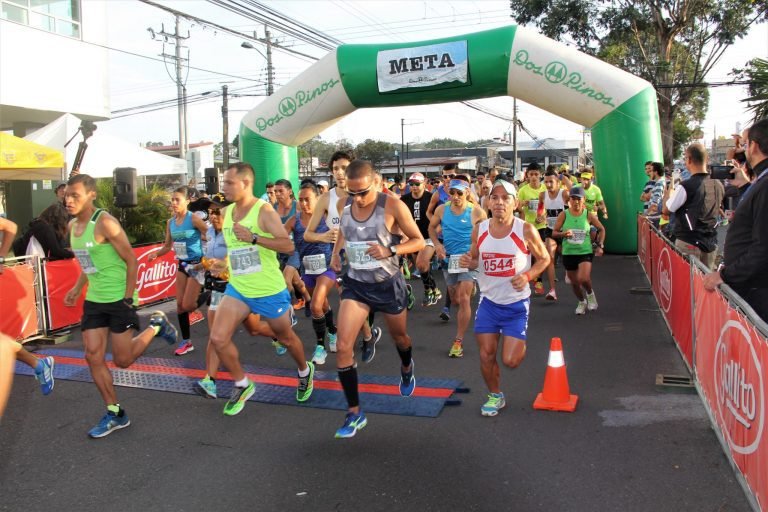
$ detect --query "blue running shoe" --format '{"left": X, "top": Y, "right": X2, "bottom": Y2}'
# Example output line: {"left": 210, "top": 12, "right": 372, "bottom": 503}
{"left": 271, "top": 339, "right": 288, "bottom": 356}
{"left": 35, "top": 356, "right": 55, "bottom": 396}
{"left": 327, "top": 331, "right": 338, "bottom": 353}
{"left": 88, "top": 411, "right": 130, "bottom": 438}
{"left": 439, "top": 307, "right": 451, "bottom": 322}
{"left": 361, "top": 326, "right": 382, "bottom": 364}
{"left": 149, "top": 311, "right": 179, "bottom": 345}
{"left": 194, "top": 377, "right": 217, "bottom": 399}
{"left": 335, "top": 411, "right": 368, "bottom": 439}
{"left": 481, "top": 392, "right": 506, "bottom": 417}
{"left": 400, "top": 360, "right": 416, "bottom": 397}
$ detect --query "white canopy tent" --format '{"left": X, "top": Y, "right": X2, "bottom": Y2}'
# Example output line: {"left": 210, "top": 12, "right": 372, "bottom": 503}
{"left": 26, "top": 114, "right": 187, "bottom": 178}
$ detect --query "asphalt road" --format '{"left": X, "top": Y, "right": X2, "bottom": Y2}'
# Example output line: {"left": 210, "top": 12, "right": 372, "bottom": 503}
{"left": 0, "top": 255, "right": 751, "bottom": 511}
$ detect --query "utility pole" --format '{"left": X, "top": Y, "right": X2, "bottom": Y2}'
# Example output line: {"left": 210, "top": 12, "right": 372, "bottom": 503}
{"left": 265, "top": 25, "right": 274, "bottom": 96}
{"left": 400, "top": 118, "right": 405, "bottom": 181}
{"left": 512, "top": 97, "right": 518, "bottom": 175}
{"left": 222, "top": 85, "right": 229, "bottom": 168}
{"left": 149, "top": 16, "right": 190, "bottom": 160}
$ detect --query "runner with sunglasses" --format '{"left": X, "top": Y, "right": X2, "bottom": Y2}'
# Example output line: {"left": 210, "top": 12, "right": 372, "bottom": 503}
{"left": 329, "top": 160, "right": 425, "bottom": 438}
{"left": 428, "top": 176, "right": 487, "bottom": 358}
{"left": 402, "top": 172, "right": 441, "bottom": 306}
{"left": 304, "top": 151, "right": 381, "bottom": 361}
{"left": 148, "top": 186, "right": 208, "bottom": 356}
{"left": 458, "top": 179, "right": 550, "bottom": 416}
{"left": 426, "top": 164, "right": 460, "bottom": 320}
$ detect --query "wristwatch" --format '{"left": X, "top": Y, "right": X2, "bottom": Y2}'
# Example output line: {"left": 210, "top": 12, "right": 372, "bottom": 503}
{"left": 389, "top": 245, "right": 398, "bottom": 256}
{"left": 123, "top": 297, "right": 134, "bottom": 306}
{"left": 251, "top": 233, "right": 259, "bottom": 245}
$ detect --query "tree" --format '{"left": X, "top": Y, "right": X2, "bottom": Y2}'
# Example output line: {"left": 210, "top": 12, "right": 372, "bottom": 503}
{"left": 354, "top": 139, "right": 396, "bottom": 168}
{"left": 423, "top": 137, "right": 467, "bottom": 149}
{"left": 741, "top": 58, "right": 768, "bottom": 122}
{"left": 508, "top": 0, "right": 768, "bottom": 165}
{"left": 298, "top": 136, "right": 337, "bottom": 168}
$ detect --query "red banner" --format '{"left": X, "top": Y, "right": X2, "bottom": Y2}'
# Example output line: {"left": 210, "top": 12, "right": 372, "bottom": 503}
{"left": 637, "top": 216, "right": 653, "bottom": 280}
{"left": 0, "top": 263, "right": 39, "bottom": 340}
{"left": 133, "top": 243, "right": 177, "bottom": 306}
{"left": 694, "top": 269, "right": 768, "bottom": 508}
{"left": 650, "top": 229, "right": 693, "bottom": 367}
{"left": 45, "top": 259, "right": 87, "bottom": 331}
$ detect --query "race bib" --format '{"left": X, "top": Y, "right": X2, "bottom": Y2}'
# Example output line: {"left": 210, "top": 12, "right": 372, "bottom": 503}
{"left": 346, "top": 241, "right": 382, "bottom": 270}
{"left": 448, "top": 254, "right": 468, "bottom": 274}
{"left": 546, "top": 217, "right": 557, "bottom": 229}
{"left": 567, "top": 229, "right": 587, "bottom": 245}
{"left": 73, "top": 249, "right": 97, "bottom": 274}
{"left": 302, "top": 254, "right": 327, "bottom": 275}
{"left": 229, "top": 246, "right": 262, "bottom": 275}
{"left": 173, "top": 241, "right": 188, "bottom": 260}
{"left": 481, "top": 252, "right": 517, "bottom": 277}
{"left": 528, "top": 199, "right": 539, "bottom": 211}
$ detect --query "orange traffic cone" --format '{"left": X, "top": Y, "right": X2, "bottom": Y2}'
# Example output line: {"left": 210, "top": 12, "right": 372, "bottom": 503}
{"left": 533, "top": 337, "right": 578, "bottom": 412}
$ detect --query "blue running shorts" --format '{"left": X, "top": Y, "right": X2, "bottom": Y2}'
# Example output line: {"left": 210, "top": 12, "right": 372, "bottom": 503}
{"left": 224, "top": 285, "right": 292, "bottom": 319}
{"left": 473, "top": 297, "right": 530, "bottom": 340}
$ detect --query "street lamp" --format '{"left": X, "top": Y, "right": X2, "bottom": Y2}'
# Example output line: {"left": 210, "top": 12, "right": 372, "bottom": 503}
{"left": 241, "top": 41, "right": 267, "bottom": 59}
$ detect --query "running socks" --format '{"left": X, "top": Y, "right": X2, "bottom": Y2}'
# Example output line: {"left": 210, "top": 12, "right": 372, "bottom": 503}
{"left": 178, "top": 312, "right": 190, "bottom": 340}
{"left": 312, "top": 316, "right": 327, "bottom": 347}
{"left": 325, "top": 309, "right": 337, "bottom": 334}
{"left": 397, "top": 345, "right": 413, "bottom": 368}
{"left": 338, "top": 365, "right": 359, "bottom": 408}
{"left": 107, "top": 404, "right": 125, "bottom": 417}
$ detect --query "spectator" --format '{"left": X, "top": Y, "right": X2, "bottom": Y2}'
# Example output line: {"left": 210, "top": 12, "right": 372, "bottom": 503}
{"left": 640, "top": 161, "right": 654, "bottom": 214}
{"left": 14, "top": 203, "right": 74, "bottom": 260}
{"left": 704, "top": 119, "right": 768, "bottom": 321}
{"left": 317, "top": 179, "right": 329, "bottom": 195}
{"left": 55, "top": 183, "right": 66, "bottom": 203}
{"left": 664, "top": 143, "right": 723, "bottom": 269}
{"left": 645, "top": 162, "right": 665, "bottom": 227}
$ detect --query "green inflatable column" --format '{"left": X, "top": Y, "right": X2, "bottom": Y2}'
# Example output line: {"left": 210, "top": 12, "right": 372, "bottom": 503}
{"left": 239, "top": 125, "right": 299, "bottom": 197}
{"left": 591, "top": 87, "right": 663, "bottom": 254}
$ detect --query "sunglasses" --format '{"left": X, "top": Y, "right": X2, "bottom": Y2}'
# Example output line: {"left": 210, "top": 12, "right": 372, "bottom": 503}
{"left": 347, "top": 186, "right": 373, "bottom": 197}
{"left": 208, "top": 209, "right": 222, "bottom": 216}
{"left": 449, "top": 189, "right": 465, "bottom": 196}
{"left": 442, "top": 174, "right": 455, "bottom": 179}
{"left": 408, "top": 181, "right": 422, "bottom": 186}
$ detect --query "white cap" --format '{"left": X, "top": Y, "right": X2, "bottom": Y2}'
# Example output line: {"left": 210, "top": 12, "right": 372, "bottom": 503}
{"left": 317, "top": 180, "right": 329, "bottom": 188}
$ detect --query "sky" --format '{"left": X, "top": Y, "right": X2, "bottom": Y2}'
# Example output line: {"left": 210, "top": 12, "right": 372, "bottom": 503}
{"left": 102, "top": 0, "right": 768, "bottom": 150}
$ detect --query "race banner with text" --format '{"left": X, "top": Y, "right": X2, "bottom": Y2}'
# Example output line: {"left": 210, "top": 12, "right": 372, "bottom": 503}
{"left": 693, "top": 268, "right": 768, "bottom": 508}
{"left": 650, "top": 228, "right": 693, "bottom": 367}
{"left": 376, "top": 41, "right": 468, "bottom": 93}
{"left": 45, "top": 259, "right": 87, "bottom": 331}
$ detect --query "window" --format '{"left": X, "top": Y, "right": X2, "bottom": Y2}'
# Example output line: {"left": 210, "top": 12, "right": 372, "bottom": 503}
{"left": 1, "top": 0, "right": 80, "bottom": 39}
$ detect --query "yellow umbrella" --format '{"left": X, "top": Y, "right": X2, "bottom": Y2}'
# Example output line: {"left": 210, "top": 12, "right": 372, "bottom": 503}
{"left": 0, "top": 132, "right": 64, "bottom": 180}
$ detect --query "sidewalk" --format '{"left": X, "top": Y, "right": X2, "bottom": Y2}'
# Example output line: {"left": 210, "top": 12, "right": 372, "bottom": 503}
{"left": 0, "top": 255, "right": 751, "bottom": 511}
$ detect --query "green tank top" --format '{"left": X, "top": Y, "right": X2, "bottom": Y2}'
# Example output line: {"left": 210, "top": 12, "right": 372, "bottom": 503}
{"left": 223, "top": 199, "right": 285, "bottom": 298}
{"left": 561, "top": 209, "right": 593, "bottom": 255}
{"left": 70, "top": 209, "right": 129, "bottom": 303}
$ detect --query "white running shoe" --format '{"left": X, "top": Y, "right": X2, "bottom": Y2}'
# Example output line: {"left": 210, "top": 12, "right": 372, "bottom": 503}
{"left": 575, "top": 301, "right": 587, "bottom": 315}
{"left": 586, "top": 291, "right": 598, "bottom": 311}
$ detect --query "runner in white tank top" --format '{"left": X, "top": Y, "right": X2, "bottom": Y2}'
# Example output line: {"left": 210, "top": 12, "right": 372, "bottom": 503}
{"left": 459, "top": 178, "right": 551, "bottom": 418}
{"left": 326, "top": 187, "right": 341, "bottom": 230}
{"left": 535, "top": 170, "right": 571, "bottom": 301}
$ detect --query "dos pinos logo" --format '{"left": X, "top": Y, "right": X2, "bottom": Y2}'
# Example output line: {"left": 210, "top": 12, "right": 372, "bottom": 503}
{"left": 714, "top": 320, "right": 764, "bottom": 455}
{"left": 136, "top": 248, "right": 176, "bottom": 302}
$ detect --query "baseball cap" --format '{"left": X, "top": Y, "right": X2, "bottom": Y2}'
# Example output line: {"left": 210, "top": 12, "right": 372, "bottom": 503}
{"left": 569, "top": 186, "right": 585, "bottom": 199}
{"left": 449, "top": 179, "right": 470, "bottom": 192}
{"left": 490, "top": 179, "right": 517, "bottom": 197}
{"left": 317, "top": 179, "right": 329, "bottom": 188}
{"left": 407, "top": 172, "right": 425, "bottom": 183}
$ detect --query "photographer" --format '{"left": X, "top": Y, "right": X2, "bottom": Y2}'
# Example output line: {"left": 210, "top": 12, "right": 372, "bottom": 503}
{"left": 663, "top": 143, "right": 723, "bottom": 270}
{"left": 704, "top": 119, "right": 768, "bottom": 322}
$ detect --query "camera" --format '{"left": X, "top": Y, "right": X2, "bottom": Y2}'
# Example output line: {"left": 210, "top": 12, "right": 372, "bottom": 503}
{"left": 709, "top": 165, "right": 733, "bottom": 180}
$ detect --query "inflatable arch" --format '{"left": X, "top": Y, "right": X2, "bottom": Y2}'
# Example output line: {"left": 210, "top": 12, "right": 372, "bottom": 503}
{"left": 240, "top": 25, "right": 662, "bottom": 253}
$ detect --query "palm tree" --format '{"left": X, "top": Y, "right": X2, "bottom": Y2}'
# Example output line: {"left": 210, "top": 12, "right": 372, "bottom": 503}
{"left": 744, "top": 58, "right": 768, "bottom": 122}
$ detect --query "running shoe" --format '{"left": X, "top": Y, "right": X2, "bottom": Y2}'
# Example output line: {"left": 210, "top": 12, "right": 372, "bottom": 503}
{"left": 430, "top": 288, "right": 442, "bottom": 306}
{"left": 564, "top": 273, "right": 572, "bottom": 285}
{"left": 293, "top": 298, "right": 306, "bottom": 310}
{"left": 35, "top": 356, "right": 55, "bottom": 396}
{"left": 406, "top": 284, "right": 415, "bottom": 311}
{"left": 194, "top": 377, "right": 217, "bottom": 399}
{"left": 189, "top": 310, "right": 205, "bottom": 325}
{"left": 412, "top": 269, "right": 421, "bottom": 279}
{"left": 311, "top": 345, "right": 328, "bottom": 365}
{"left": 335, "top": 411, "right": 368, "bottom": 439}
{"left": 586, "top": 291, "right": 598, "bottom": 311}
{"left": 440, "top": 307, "right": 451, "bottom": 322}
{"left": 448, "top": 340, "right": 464, "bottom": 358}
{"left": 361, "top": 326, "right": 382, "bottom": 363}
{"left": 575, "top": 301, "right": 587, "bottom": 315}
{"left": 328, "top": 331, "right": 338, "bottom": 353}
{"left": 174, "top": 340, "right": 194, "bottom": 356}
{"left": 149, "top": 311, "right": 179, "bottom": 345}
{"left": 399, "top": 360, "right": 416, "bottom": 397}
{"left": 304, "top": 299, "right": 312, "bottom": 318}
{"left": 534, "top": 281, "right": 545, "bottom": 295}
{"left": 545, "top": 289, "right": 558, "bottom": 302}
{"left": 223, "top": 381, "right": 255, "bottom": 416}
{"left": 272, "top": 339, "right": 288, "bottom": 356}
{"left": 422, "top": 290, "right": 433, "bottom": 307}
{"left": 296, "top": 361, "right": 315, "bottom": 402}
{"left": 481, "top": 392, "right": 506, "bottom": 417}
{"left": 88, "top": 411, "right": 130, "bottom": 438}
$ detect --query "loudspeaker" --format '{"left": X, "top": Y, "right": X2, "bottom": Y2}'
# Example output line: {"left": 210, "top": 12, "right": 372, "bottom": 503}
{"left": 204, "top": 167, "right": 219, "bottom": 195}
{"left": 113, "top": 167, "right": 138, "bottom": 208}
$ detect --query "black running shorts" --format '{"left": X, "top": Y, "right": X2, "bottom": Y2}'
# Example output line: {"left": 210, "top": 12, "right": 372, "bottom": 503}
{"left": 341, "top": 273, "right": 409, "bottom": 315}
{"left": 562, "top": 253, "right": 594, "bottom": 271}
{"left": 81, "top": 299, "right": 140, "bottom": 333}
